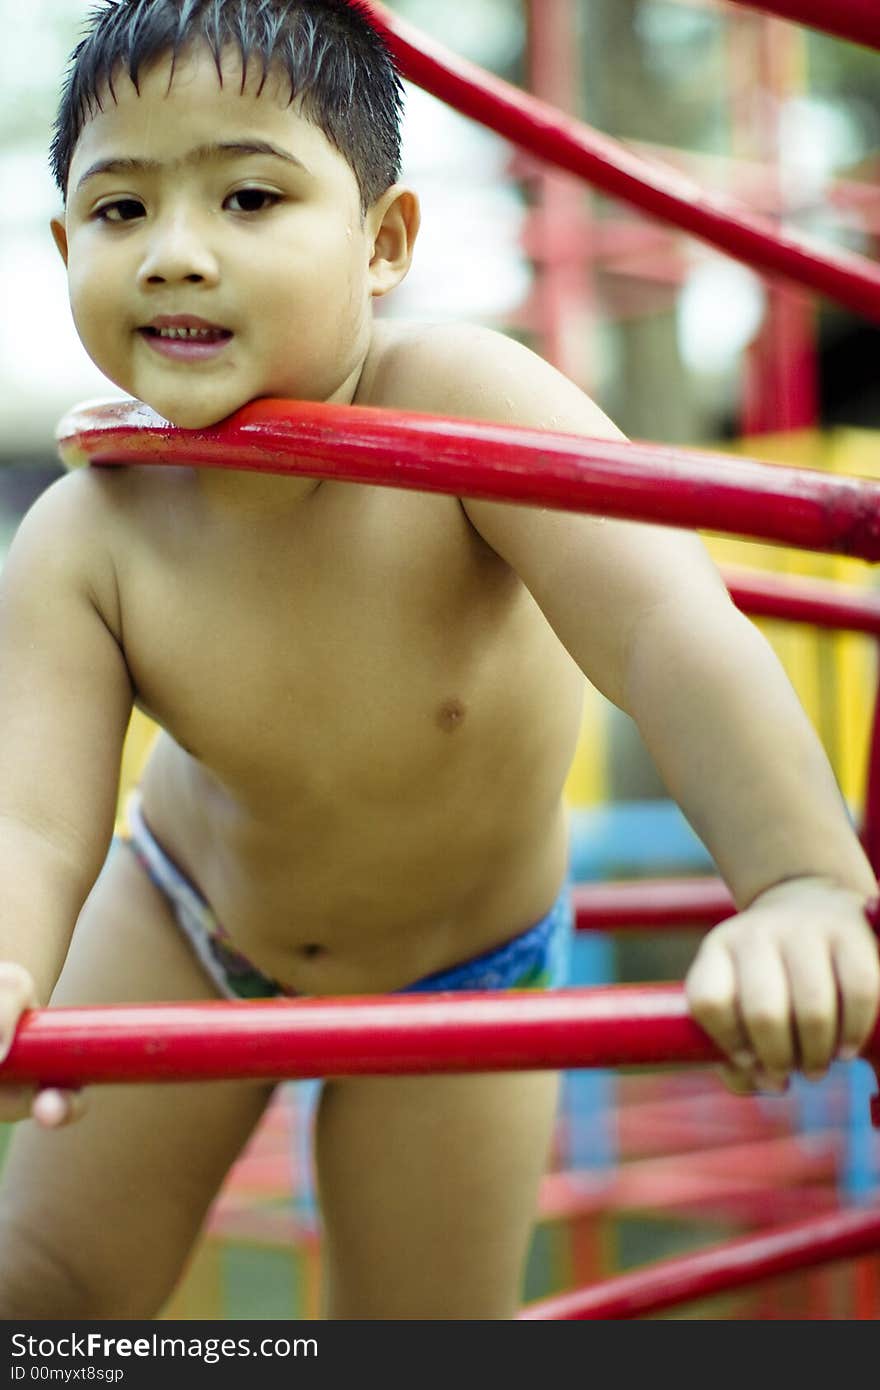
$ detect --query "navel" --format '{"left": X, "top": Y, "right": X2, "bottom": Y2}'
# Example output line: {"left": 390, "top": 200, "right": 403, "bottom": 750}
{"left": 299, "top": 943, "right": 327, "bottom": 960}
{"left": 436, "top": 698, "right": 467, "bottom": 733}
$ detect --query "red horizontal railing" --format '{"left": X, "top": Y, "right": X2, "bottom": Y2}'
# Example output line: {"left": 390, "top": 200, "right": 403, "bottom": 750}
{"left": 723, "top": 0, "right": 880, "bottom": 50}
{"left": 574, "top": 879, "right": 735, "bottom": 931}
{"left": 366, "top": 4, "right": 880, "bottom": 319}
{"left": 1, "top": 986, "right": 878, "bottom": 1088}
{"left": 520, "top": 1201, "right": 880, "bottom": 1318}
{"left": 55, "top": 398, "right": 880, "bottom": 560}
{"left": 724, "top": 565, "right": 880, "bottom": 635}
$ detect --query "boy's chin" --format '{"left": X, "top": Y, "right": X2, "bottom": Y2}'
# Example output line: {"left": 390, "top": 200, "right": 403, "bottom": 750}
{"left": 135, "top": 395, "right": 246, "bottom": 432}
{"left": 169, "top": 408, "right": 238, "bottom": 431}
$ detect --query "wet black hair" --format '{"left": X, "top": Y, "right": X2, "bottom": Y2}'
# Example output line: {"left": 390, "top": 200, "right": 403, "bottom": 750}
{"left": 49, "top": 0, "right": 404, "bottom": 214}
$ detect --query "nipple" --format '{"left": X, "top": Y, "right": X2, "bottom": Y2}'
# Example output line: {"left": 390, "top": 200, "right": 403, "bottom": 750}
{"left": 436, "top": 698, "right": 467, "bottom": 733}
{"left": 300, "top": 943, "right": 326, "bottom": 960}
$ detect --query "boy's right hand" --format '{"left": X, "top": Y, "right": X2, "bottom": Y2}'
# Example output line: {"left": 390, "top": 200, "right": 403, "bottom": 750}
{"left": 0, "top": 963, "right": 84, "bottom": 1128}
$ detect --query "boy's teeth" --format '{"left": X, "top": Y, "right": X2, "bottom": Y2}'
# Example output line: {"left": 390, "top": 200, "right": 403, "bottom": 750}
{"left": 153, "top": 327, "right": 223, "bottom": 339}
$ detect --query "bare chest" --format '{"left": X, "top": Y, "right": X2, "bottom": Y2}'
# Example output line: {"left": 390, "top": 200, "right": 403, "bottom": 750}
{"left": 114, "top": 476, "right": 550, "bottom": 797}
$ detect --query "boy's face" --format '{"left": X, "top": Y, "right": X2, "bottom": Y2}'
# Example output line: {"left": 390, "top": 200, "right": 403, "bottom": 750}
{"left": 52, "top": 44, "right": 416, "bottom": 429}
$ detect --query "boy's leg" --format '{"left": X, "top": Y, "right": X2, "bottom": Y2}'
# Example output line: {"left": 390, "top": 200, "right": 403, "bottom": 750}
{"left": 0, "top": 844, "right": 275, "bottom": 1319}
{"left": 315, "top": 1069, "right": 560, "bottom": 1319}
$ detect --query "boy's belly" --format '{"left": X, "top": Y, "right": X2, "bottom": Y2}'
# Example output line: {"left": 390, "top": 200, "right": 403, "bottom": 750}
{"left": 117, "top": 475, "right": 587, "bottom": 993}
{"left": 136, "top": 692, "right": 581, "bottom": 995}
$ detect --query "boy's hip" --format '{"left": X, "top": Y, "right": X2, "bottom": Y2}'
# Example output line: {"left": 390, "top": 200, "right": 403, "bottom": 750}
{"left": 114, "top": 788, "right": 573, "bottom": 1001}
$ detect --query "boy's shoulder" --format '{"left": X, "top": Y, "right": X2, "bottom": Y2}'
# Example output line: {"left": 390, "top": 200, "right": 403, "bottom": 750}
{"left": 14, "top": 465, "right": 121, "bottom": 551}
{"left": 359, "top": 319, "right": 618, "bottom": 439}
{"left": 5, "top": 465, "right": 145, "bottom": 643}
{"left": 4, "top": 461, "right": 183, "bottom": 639}
{"left": 31, "top": 456, "right": 160, "bottom": 541}
{"left": 360, "top": 319, "right": 543, "bottom": 415}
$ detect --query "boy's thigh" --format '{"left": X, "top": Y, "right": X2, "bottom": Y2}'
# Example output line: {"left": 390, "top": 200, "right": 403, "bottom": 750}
{"left": 0, "top": 843, "right": 275, "bottom": 1318}
{"left": 315, "top": 1068, "right": 560, "bottom": 1319}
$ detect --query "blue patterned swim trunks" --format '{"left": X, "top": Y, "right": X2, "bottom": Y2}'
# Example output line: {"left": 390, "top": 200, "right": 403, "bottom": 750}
{"left": 116, "top": 790, "right": 572, "bottom": 1000}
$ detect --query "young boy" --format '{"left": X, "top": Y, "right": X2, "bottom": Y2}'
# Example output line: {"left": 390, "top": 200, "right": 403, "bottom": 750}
{"left": 0, "top": 0, "right": 877, "bottom": 1320}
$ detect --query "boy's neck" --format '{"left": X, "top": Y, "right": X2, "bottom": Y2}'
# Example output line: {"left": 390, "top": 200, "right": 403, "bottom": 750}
{"left": 194, "top": 353, "right": 371, "bottom": 520}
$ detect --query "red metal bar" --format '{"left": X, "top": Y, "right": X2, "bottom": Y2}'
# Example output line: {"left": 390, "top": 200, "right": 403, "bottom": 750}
{"left": 623, "top": 141, "right": 880, "bottom": 228}
{"left": 0, "top": 987, "right": 716, "bottom": 1086}
{"left": 574, "top": 878, "right": 735, "bottom": 931}
{"left": 514, "top": 147, "right": 880, "bottom": 254}
{"left": 738, "top": 18, "right": 818, "bottom": 435}
{"left": 524, "top": 0, "right": 596, "bottom": 384}
{"left": 520, "top": 1202, "right": 880, "bottom": 1319}
{"left": 743, "top": 288, "right": 819, "bottom": 434}
{"left": 1, "top": 986, "right": 878, "bottom": 1088}
{"left": 365, "top": 4, "right": 880, "bottom": 320}
{"left": 722, "top": 0, "right": 880, "bottom": 51}
{"left": 55, "top": 398, "right": 880, "bottom": 561}
{"left": 723, "top": 565, "right": 880, "bottom": 635}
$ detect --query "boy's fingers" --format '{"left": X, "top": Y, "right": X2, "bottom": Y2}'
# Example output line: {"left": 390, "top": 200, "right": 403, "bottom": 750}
{"left": 685, "top": 941, "right": 754, "bottom": 1067}
{"left": 833, "top": 932, "right": 880, "bottom": 1059}
{"left": 32, "top": 1088, "right": 85, "bottom": 1129}
{"left": 718, "top": 1063, "right": 789, "bottom": 1096}
{"left": 718, "top": 1063, "right": 758, "bottom": 1096}
{"left": 732, "top": 938, "right": 794, "bottom": 1076}
{"left": 781, "top": 940, "right": 836, "bottom": 1074}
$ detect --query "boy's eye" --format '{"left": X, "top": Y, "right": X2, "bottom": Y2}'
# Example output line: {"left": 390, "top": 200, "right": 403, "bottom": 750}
{"left": 225, "top": 188, "right": 281, "bottom": 214}
{"left": 93, "top": 189, "right": 280, "bottom": 222}
{"left": 95, "top": 198, "right": 144, "bottom": 223}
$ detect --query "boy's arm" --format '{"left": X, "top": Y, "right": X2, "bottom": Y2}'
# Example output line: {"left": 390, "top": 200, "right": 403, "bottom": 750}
{"left": 0, "top": 473, "right": 133, "bottom": 1020}
{"left": 389, "top": 324, "right": 880, "bottom": 1083}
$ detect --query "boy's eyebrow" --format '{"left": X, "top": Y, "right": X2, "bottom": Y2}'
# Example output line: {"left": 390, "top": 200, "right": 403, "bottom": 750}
{"left": 74, "top": 140, "right": 311, "bottom": 193}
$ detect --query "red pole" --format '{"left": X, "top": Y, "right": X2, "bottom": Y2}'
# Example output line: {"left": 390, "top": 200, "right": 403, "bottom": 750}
{"left": 365, "top": 4, "right": 880, "bottom": 320}
{"left": 524, "top": 0, "right": 596, "bottom": 386}
{"left": 722, "top": 0, "right": 880, "bottom": 51}
{"left": 573, "top": 878, "right": 735, "bottom": 930}
{"left": 520, "top": 1201, "right": 880, "bottom": 1318}
{"left": 1, "top": 985, "right": 878, "bottom": 1088}
{"left": 738, "top": 18, "right": 819, "bottom": 434}
{"left": 723, "top": 566, "right": 880, "bottom": 635}
{"left": 55, "top": 397, "right": 880, "bottom": 561}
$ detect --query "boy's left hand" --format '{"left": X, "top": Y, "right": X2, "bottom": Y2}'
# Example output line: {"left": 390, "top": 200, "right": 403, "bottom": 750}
{"left": 685, "top": 877, "right": 880, "bottom": 1094}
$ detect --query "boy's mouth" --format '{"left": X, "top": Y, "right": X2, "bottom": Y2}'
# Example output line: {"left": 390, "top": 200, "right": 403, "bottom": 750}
{"left": 138, "top": 325, "right": 234, "bottom": 361}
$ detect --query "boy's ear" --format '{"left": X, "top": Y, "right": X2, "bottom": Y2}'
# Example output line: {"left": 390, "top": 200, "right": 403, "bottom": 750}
{"left": 50, "top": 216, "right": 69, "bottom": 268}
{"left": 367, "top": 186, "right": 420, "bottom": 297}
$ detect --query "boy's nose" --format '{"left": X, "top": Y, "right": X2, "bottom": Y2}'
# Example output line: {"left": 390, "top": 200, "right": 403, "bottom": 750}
{"left": 138, "top": 222, "right": 220, "bottom": 288}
